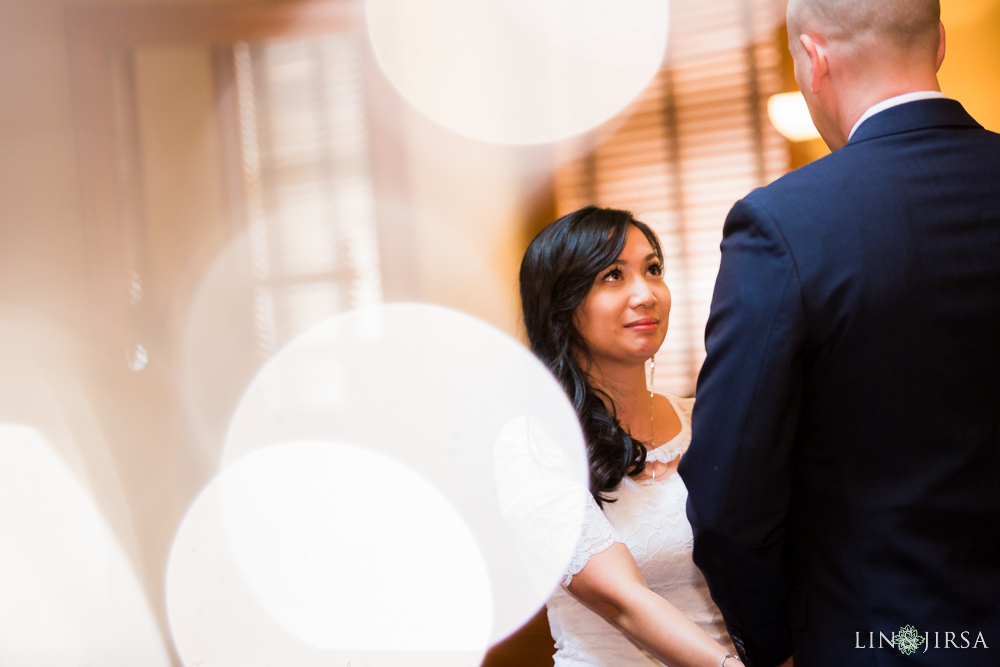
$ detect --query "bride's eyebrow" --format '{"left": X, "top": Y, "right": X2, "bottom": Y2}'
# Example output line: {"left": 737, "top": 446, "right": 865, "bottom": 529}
{"left": 612, "top": 252, "right": 659, "bottom": 264}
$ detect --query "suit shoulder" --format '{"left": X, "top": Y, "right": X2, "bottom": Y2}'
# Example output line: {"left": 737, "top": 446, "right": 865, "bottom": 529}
{"left": 742, "top": 149, "right": 850, "bottom": 209}
{"left": 737, "top": 140, "right": 903, "bottom": 227}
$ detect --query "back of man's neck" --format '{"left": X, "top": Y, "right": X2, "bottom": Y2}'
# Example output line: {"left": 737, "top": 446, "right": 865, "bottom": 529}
{"left": 838, "top": 76, "right": 943, "bottom": 144}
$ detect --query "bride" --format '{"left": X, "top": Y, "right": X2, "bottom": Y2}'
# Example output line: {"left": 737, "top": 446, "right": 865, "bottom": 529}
{"left": 517, "top": 206, "right": 739, "bottom": 666}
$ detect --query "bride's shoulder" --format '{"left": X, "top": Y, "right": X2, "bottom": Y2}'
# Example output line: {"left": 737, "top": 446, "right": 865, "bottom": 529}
{"left": 663, "top": 393, "right": 695, "bottom": 423}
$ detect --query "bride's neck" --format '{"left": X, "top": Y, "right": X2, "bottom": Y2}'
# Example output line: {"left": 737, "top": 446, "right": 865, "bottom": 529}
{"left": 584, "top": 359, "right": 650, "bottom": 425}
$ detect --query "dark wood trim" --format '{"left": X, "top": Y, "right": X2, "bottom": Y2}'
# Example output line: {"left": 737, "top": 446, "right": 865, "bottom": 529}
{"left": 211, "top": 44, "right": 249, "bottom": 238}
{"left": 359, "top": 28, "right": 419, "bottom": 301}
{"left": 66, "top": 1, "right": 361, "bottom": 48}
{"left": 481, "top": 606, "right": 556, "bottom": 667}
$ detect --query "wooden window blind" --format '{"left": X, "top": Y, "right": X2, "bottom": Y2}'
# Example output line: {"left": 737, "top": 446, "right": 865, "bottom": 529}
{"left": 234, "top": 35, "right": 382, "bottom": 360}
{"left": 553, "top": 0, "right": 790, "bottom": 396}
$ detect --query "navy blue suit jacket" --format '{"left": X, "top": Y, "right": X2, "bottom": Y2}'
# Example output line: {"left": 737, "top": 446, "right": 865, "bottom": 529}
{"left": 679, "top": 99, "right": 1000, "bottom": 667}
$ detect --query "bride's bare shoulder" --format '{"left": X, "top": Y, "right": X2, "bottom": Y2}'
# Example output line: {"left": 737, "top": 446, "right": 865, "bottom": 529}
{"left": 663, "top": 393, "right": 695, "bottom": 421}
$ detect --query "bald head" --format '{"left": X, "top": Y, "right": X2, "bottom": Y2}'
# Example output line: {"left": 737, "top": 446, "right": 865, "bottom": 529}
{"left": 788, "top": 0, "right": 941, "bottom": 55}
{"left": 785, "top": 0, "right": 945, "bottom": 150}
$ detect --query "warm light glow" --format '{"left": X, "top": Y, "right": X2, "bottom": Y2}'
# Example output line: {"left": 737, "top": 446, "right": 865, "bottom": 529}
{"left": 768, "top": 92, "right": 822, "bottom": 142}
{"left": 941, "top": 0, "right": 1000, "bottom": 27}
{"left": 366, "top": 0, "right": 670, "bottom": 144}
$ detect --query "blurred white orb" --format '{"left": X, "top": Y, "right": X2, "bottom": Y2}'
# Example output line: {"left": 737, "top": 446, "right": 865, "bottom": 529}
{"left": 215, "top": 303, "right": 589, "bottom": 644}
{"left": 167, "top": 440, "right": 492, "bottom": 666}
{"left": 0, "top": 425, "right": 170, "bottom": 667}
{"left": 367, "top": 0, "right": 670, "bottom": 144}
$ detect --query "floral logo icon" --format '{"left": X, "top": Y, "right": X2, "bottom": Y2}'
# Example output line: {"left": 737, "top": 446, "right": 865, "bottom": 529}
{"left": 896, "top": 625, "right": 926, "bottom": 655}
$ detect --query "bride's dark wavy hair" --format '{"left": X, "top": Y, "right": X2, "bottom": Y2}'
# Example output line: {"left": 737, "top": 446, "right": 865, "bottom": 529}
{"left": 519, "top": 206, "right": 664, "bottom": 507}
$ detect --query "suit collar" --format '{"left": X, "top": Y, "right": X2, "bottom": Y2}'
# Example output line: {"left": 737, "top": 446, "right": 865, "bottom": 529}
{"left": 847, "top": 98, "right": 981, "bottom": 145}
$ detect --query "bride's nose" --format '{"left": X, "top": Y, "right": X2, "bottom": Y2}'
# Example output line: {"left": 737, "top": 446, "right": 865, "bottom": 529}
{"left": 628, "top": 276, "right": 656, "bottom": 308}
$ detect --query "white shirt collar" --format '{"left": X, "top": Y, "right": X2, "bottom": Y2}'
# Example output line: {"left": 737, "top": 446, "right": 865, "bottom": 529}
{"left": 848, "top": 91, "right": 949, "bottom": 141}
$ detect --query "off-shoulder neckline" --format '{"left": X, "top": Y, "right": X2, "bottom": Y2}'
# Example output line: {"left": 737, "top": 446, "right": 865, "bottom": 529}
{"left": 645, "top": 393, "right": 690, "bottom": 456}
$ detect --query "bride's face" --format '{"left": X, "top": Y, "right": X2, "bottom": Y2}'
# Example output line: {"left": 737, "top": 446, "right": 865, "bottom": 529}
{"left": 573, "top": 226, "right": 670, "bottom": 368}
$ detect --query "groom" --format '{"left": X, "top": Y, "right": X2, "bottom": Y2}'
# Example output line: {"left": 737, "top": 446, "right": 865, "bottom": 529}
{"left": 679, "top": 1, "right": 1000, "bottom": 666}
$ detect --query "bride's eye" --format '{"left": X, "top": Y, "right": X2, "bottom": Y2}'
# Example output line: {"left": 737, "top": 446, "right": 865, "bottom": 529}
{"left": 647, "top": 261, "right": 663, "bottom": 277}
{"left": 602, "top": 267, "right": 624, "bottom": 281}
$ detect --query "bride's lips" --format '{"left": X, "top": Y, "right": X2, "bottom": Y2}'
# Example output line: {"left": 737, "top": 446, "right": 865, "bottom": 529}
{"left": 625, "top": 318, "right": 658, "bottom": 331}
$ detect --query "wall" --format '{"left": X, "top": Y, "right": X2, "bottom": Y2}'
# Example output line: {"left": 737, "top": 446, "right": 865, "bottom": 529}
{"left": 939, "top": 0, "right": 1000, "bottom": 132}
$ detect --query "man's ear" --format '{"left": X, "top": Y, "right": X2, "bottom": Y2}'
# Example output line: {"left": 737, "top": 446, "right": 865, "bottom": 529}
{"left": 799, "top": 33, "right": 828, "bottom": 94}
{"left": 936, "top": 21, "right": 946, "bottom": 71}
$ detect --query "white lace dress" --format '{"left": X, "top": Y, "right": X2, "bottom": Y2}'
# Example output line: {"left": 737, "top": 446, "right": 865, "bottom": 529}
{"left": 547, "top": 394, "right": 733, "bottom": 666}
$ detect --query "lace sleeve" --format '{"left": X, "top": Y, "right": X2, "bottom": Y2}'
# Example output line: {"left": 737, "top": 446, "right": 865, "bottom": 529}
{"left": 561, "top": 493, "right": 621, "bottom": 588}
{"left": 494, "top": 416, "right": 623, "bottom": 592}
{"left": 494, "top": 416, "right": 594, "bottom": 597}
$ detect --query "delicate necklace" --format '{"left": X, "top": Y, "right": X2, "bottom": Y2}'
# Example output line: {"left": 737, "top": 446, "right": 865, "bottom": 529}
{"left": 648, "top": 356, "right": 656, "bottom": 444}
{"left": 649, "top": 356, "right": 656, "bottom": 480}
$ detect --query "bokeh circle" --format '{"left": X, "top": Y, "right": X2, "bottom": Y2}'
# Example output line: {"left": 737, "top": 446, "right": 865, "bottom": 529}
{"left": 367, "top": 0, "right": 670, "bottom": 144}
{"left": 168, "top": 303, "right": 591, "bottom": 661}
